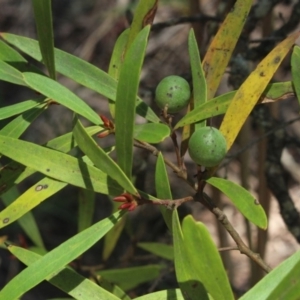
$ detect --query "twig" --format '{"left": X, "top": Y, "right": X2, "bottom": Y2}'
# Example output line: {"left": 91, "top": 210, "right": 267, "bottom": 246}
{"left": 133, "top": 137, "right": 272, "bottom": 273}
{"left": 133, "top": 139, "right": 195, "bottom": 188}
{"left": 199, "top": 193, "right": 272, "bottom": 273}
{"left": 218, "top": 246, "right": 239, "bottom": 252}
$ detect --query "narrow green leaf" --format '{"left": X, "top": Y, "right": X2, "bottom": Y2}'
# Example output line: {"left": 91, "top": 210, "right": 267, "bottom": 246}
{"left": 0, "top": 40, "right": 27, "bottom": 62}
{"left": 97, "top": 264, "right": 165, "bottom": 291}
{"left": 8, "top": 246, "right": 120, "bottom": 300}
{"left": 0, "top": 99, "right": 46, "bottom": 120}
{"left": 22, "top": 72, "right": 101, "bottom": 125}
{"left": 134, "top": 123, "right": 170, "bottom": 143}
{"left": 1, "top": 33, "right": 160, "bottom": 123}
{"left": 0, "top": 135, "right": 124, "bottom": 196}
{"left": 172, "top": 211, "right": 209, "bottom": 300}
{"left": 0, "top": 60, "right": 27, "bottom": 86}
{"left": 46, "top": 125, "right": 102, "bottom": 153}
{"left": 182, "top": 215, "right": 234, "bottom": 300}
{"left": 207, "top": 177, "right": 267, "bottom": 229}
{"left": 78, "top": 188, "right": 95, "bottom": 232}
{"left": 0, "top": 104, "right": 46, "bottom": 137}
{"left": 0, "top": 40, "right": 43, "bottom": 74}
{"left": 73, "top": 116, "right": 137, "bottom": 195}
{"left": 188, "top": 29, "right": 207, "bottom": 130}
{"left": 32, "top": 0, "right": 56, "bottom": 79}
{"left": 95, "top": 275, "right": 132, "bottom": 300}
{"left": 108, "top": 29, "right": 130, "bottom": 118}
{"left": 0, "top": 126, "right": 101, "bottom": 197}
{"left": 155, "top": 153, "right": 173, "bottom": 231}
{"left": 1, "top": 186, "right": 45, "bottom": 248}
{"left": 175, "top": 81, "right": 294, "bottom": 129}
{"left": 0, "top": 177, "right": 67, "bottom": 229}
{"left": 126, "top": 0, "right": 157, "bottom": 50}
{"left": 115, "top": 26, "right": 150, "bottom": 179}
{"left": 262, "top": 81, "right": 294, "bottom": 101}
{"left": 0, "top": 211, "right": 123, "bottom": 299}
{"left": 102, "top": 210, "right": 126, "bottom": 261}
{"left": 137, "top": 242, "right": 174, "bottom": 260}
{"left": 134, "top": 289, "right": 184, "bottom": 300}
{"left": 292, "top": 46, "right": 300, "bottom": 106}
{"left": 240, "top": 250, "right": 300, "bottom": 300}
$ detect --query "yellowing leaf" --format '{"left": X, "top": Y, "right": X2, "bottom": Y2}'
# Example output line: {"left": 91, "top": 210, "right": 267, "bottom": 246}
{"left": 220, "top": 32, "right": 300, "bottom": 150}
{"left": 203, "top": 0, "right": 252, "bottom": 100}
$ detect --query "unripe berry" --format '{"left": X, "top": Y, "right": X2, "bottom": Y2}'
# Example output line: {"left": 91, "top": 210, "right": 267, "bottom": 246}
{"left": 188, "top": 127, "right": 227, "bottom": 167}
{"left": 155, "top": 75, "right": 191, "bottom": 113}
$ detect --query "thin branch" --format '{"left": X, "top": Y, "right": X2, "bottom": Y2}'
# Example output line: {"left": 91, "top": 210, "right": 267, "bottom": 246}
{"left": 133, "top": 137, "right": 272, "bottom": 273}
{"left": 218, "top": 246, "right": 239, "bottom": 252}
{"left": 200, "top": 193, "right": 272, "bottom": 273}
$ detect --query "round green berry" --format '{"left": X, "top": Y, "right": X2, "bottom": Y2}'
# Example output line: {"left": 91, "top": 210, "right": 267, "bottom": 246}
{"left": 155, "top": 75, "right": 191, "bottom": 113}
{"left": 188, "top": 127, "right": 227, "bottom": 167}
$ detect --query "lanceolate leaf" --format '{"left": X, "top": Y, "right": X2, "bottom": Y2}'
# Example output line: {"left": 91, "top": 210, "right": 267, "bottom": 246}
{"left": 134, "top": 123, "right": 170, "bottom": 143}
{"left": 0, "top": 40, "right": 43, "bottom": 74}
{"left": 182, "top": 216, "right": 234, "bottom": 300}
{"left": 108, "top": 28, "right": 130, "bottom": 118}
{"left": 0, "top": 98, "right": 46, "bottom": 120}
{"left": 32, "top": 0, "right": 56, "bottom": 79}
{"left": 0, "top": 135, "right": 124, "bottom": 196}
{"left": 291, "top": 46, "right": 300, "bottom": 106}
{"left": 0, "top": 177, "right": 67, "bottom": 228}
{"left": 115, "top": 26, "right": 150, "bottom": 179}
{"left": 1, "top": 186, "right": 44, "bottom": 248}
{"left": 174, "top": 81, "right": 294, "bottom": 129}
{"left": 0, "top": 60, "right": 27, "bottom": 86}
{"left": 240, "top": 250, "right": 300, "bottom": 300}
{"left": 78, "top": 188, "right": 95, "bottom": 232}
{"left": 22, "top": 72, "right": 101, "bottom": 125}
{"left": 0, "top": 105, "right": 46, "bottom": 138}
{"left": 0, "top": 40, "right": 27, "bottom": 63}
{"left": 0, "top": 211, "right": 124, "bottom": 299}
{"left": 0, "top": 33, "right": 160, "bottom": 123}
{"left": 0, "top": 126, "right": 101, "bottom": 197}
{"left": 8, "top": 246, "right": 120, "bottom": 300}
{"left": 134, "top": 289, "right": 184, "bottom": 300}
{"left": 188, "top": 29, "right": 207, "bottom": 130}
{"left": 73, "top": 115, "right": 137, "bottom": 195}
{"left": 126, "top": 0, "right": 157, "bottom": 50}
{"left": 172, "top": 211, "right": 209, "bottom": 300}
{"left": 138, "top": 242, "right": 174, "bottom": 260}
{"left": 175, "top": 91, "right": 231, "bottom": 129}
{"left": 97, "top": 264, "right": 165, "bottom": 291}
{"left": 203, "top": 0, "right": 252, "bottom": 100}
{"left": 155, "top": 153, "right": 173, "bottom": 231}
{"left": 207, "top": 177, "right": 267, "bottom": 229}
{"left": 220, "top": 32, "right": 300, "bottom": 150}
{"left": 102, "top": 202, "right": 127, "bottom": 261}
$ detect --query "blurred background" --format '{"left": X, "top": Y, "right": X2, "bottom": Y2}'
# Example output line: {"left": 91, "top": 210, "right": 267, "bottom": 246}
{"left": 1, "top": 0, "right": 300, "bottom": 299}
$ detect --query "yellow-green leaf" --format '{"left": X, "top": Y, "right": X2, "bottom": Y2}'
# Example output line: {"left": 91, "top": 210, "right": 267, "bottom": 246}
{"left": 220, "top": 32, "right": 300, "bottom": 150}
{"left": 203, "top": 0, "right": 252, "bottom": 100}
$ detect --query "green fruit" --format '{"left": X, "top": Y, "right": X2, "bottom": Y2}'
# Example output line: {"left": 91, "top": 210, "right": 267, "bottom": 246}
{"left": 188, "top": 127, "right": 227, "bottom": 167}
{"left": 155, "top": 75, "right": 191, "bottom": 113}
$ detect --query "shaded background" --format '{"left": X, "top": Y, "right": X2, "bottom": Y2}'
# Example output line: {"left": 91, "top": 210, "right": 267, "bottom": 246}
{"left": 1, "top": 0, "right": 300, "bottom": 299}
